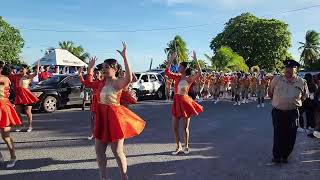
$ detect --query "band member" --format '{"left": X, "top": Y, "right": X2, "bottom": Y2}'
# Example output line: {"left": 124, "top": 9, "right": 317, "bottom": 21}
{"left": 257, "top": 70, "right": 267, "bottom": 108}
{"left": 0, "top": 64, "right": 22, "bottom": 168}
{"left": 165, "top": 51, "right": 203, "bottom": 155}
{"left": 250, "top": 73, "right": 258, "bottom": 101}
{"left": 268, "top": 59, "right": 308, "bottom": 164}
{"left": 84, "top": 43, "right": 145, "bottom": 180}
{"left": 241, "top": 73, "right": 251, "bottom": 104}
{"left": 233, "top": 73, "right": 242, "bottom": 106}
{"left": 11, "top": 63, "right": 40, "bottom": 132}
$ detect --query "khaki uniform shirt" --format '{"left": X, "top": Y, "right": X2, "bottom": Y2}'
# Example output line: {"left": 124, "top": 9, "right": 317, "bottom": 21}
{"left": 269, "top": 75, "right": 309, "bottom": 110}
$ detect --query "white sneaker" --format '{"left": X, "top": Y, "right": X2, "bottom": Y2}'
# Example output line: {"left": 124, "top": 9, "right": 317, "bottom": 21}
{"left": 313, "top": 131, "right": 320, "bottom": 139}
{"left": 261, "top": 103, "right": 265, "bottom": 107}
{"left": 245, "top": 99, "right": 248, "bottom": 104}
{"left": 297, "top": 127, "right": 305, "bottom": 133}
{"left": 27, "top": 127, "right": 33, "bottom": 132}
{"left": 87, "top": 135, "right": 94, "bottom": 140}
{"left": 257, "top": 104, "right": 261, "bottom": 108}
{"left": 6, "top": 159, "right": 17, "bottom": 168}
{"left": 233, "top": 102, "right": 238, "bottom": 106}
{"left": 183, "top": 147, "right": 190, "bottom": 155}
{"left": 237, "top": 102, "right": 241, "bottom": 106}
{"left": 172, "top": 147, "right": 183, "bottom": 155}
{"left": 242, "top": 100, "right": 246, "bottom": 104}
{"left": 15, "top": 128, "right": 22, "bottom": 132}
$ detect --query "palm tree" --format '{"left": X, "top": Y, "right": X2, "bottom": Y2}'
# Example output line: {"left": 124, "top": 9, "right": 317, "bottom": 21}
{"left": 299, "top": 30, "right": 320, "bottom": 69}
{"left": 164, "top": 35, "right": 188, "bottom": 64}
{"left": 58, "top": 41, "right": 90, "bottom": 63}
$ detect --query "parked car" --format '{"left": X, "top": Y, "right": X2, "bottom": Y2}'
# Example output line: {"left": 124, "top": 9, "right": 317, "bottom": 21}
{"left": 30, "top": 74, "right": 91, "bottom": 113}
{"left": 131, "top": 72, "right": 165, "bottom": 100}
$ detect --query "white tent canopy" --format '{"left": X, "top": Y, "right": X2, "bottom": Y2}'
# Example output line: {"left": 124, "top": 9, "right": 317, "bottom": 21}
{"left": 34, "top": 49, "right": 88, "bottom": 67}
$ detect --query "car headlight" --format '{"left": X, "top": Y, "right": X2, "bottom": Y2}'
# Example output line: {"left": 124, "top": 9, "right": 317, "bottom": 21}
{"left": 32, "top": 92, "right": 43, "bottom": 97}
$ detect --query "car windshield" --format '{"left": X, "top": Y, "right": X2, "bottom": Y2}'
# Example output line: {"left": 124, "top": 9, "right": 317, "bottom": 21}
{"left": 38, "top": 76, "right": 65, "bottom": 86}
{"left": 134, "top": 73, "right": 141, "bottom": 79}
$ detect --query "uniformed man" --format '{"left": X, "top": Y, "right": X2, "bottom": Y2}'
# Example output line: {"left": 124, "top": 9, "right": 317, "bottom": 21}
{"left": 268, "top": 59, "right": 309, "bottom": 164}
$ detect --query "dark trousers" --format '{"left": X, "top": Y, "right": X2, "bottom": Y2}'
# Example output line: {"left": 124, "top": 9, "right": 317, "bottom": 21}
{"left": 258, "top": 97, "right": 264, "bottom": 104}
{"left": 299, "top": 99, "right": 316, "bottom": 129}
{"left": 272, "top": 108, "right": 298, "bottom": 160}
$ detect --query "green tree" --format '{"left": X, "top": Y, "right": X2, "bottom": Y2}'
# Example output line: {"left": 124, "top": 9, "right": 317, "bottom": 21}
{"left": 189, "top": 59, "right": 207, "bottom": 69}
{"left": 164, "top": 35, "right": 188, "bottom": 64}
{"left": 210, "top": 13, "right": 291, "bottom": 72}
{"left": 206, "top": 46, "right": 248, "bottom": 72}
{"left": 299, "top": 30, "right": 320, "bottom": 70}
{"left": 58, "top": 41, "right": 90, "bottom": 62}
{"left": 0, "top": 16, "right": 24, "bottom": 65}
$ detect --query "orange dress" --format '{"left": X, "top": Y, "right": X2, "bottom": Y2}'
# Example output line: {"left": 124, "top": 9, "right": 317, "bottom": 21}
{"left": 84, "top": 74, "right": 145, "bottom": 143}
{"left": 11, "top": 75, "right": 39, "bottom": 105}
{"left": 165, "top": 68, "right": 203, "bottom": 119}
{"left": 0, "top": 84, "right": 21, "bottom": 128}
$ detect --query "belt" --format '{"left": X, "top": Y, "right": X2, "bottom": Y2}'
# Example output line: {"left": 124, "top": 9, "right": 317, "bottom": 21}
{"left": 273, "top": 107, "right": 298, "bottom": 112}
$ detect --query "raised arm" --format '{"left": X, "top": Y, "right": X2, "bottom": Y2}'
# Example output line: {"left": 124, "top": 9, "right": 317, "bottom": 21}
{"left": 115, "top": 42, "right": 132, "bottom": 90}
{"left": 79, "top": 57, "right": 100, "bottom": 89}
{"left": 27, "top": 61, "right": 40, "bottom": 79}
{"left": 165, "top": 52, "right": 180, "bottom": 80}
{"left": 188, "top": 51, "right": 202, "bottom": 83}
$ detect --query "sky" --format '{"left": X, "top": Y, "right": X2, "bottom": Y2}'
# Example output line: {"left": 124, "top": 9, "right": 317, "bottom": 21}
{"left": 1, "top": 0, "right": 320, "bottom": 71}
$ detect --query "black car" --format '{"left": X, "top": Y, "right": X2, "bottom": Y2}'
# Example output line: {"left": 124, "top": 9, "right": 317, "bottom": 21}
{"left": 30, "top": 74, "right": 91, "bottom": 113}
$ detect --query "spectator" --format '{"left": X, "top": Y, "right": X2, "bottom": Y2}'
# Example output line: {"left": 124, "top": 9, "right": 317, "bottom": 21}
{"left": 31, "top": 66, "right": 39, "bottom": 86}
{"left": 313, "top": 73, "right": 320, "bottom": 138}
{"left": 39, "top": 65, "right": 52, "bottom": 81}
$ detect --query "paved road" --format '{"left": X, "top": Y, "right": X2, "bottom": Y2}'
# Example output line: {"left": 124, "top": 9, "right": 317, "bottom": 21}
{"left": 0, "top": 100, "right": 319, "bottom": 180}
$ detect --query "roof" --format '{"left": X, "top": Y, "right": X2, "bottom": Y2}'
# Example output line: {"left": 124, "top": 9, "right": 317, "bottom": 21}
{"left": 34, "top": 49, "right": 88, "bottom": 67}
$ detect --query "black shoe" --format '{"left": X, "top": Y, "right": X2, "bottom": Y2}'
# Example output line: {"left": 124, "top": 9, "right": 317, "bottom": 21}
{"left": 272, "top": 158, "right": 281, "bottom": 164}
{"left": 281, "top": 158, "right": 288, "bottom": 164}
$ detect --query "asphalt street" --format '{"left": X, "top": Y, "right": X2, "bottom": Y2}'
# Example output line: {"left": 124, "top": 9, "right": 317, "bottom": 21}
{"left": 0, "top": 100, "right": 319, "bottom": 180}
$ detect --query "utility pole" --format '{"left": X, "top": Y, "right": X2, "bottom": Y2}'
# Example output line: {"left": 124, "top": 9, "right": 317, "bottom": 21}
{"left": 149, "top": 58, "right": 153, "bottom": 70}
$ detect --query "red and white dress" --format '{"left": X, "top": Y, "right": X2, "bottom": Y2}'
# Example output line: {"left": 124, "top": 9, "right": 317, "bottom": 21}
{"left": 11, "top": 75, "right": 39, "bottom": 105}
{"left": 83, "top": 74, "right": 145, "bottom": 143}
{"left": 165, "top": 68, "right": 203, "bottom": 119}
{"left": 0, "top": 83, "right": 21, "bottom": 128}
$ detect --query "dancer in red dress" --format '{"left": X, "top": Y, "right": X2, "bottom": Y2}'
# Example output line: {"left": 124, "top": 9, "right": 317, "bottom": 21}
{"left": 84, "top": 43, "right": 145, "bottom": 180}
{"left": 165, "top": 51, "right": 203, "bottom": 155}
{"left": 79, "top": 63, "right": 103, "bottom": 140}
{"left": 11, "top": 64, "right": 39, "bottom": 132}
{"left": 0, "top": 64, "right": 21, "bottom": 168}
{"left": 118, "top": 68, "right": 138, "bottom": 107}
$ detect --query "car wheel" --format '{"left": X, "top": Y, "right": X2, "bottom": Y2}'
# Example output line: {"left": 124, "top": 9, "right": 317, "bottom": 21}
{"left": 156, "top": 90, "right": 164, "bottom": 100}
{"left": 42, "top": 96, "right": 57, "bottom": 113}
{"left": 131, "top": 89, "right": 138, "bottom": 101}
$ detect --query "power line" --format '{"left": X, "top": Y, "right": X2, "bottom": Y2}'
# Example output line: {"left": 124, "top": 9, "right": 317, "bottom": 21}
{"left": 17, "top": 4, "right": 320, "bottom": 33}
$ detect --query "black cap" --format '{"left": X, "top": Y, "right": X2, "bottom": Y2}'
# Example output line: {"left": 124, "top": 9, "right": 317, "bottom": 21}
{"left": 284, "top": 59, "right": 300, "bottom": 68}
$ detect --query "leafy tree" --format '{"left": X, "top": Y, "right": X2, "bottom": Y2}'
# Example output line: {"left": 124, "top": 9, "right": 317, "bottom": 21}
{"left": 0, "top": 16, "right": 24, "bottom": 65}
{"left": 210, "top": 13, "right": 291, "bottom": 72}
{"left": 206, "top": 46, "right": 248, "bottom": 72}
{"left": 164, "top": 35, "right": 188, "bottom": 64}
{"left": 58, "top": 41, "right": 90, "bottom": 62}
{"left": 299, "top": 30, "right": 320, "bottom": 70}
{"left": 189, "top": 59, "right": 207, "bottom": 69}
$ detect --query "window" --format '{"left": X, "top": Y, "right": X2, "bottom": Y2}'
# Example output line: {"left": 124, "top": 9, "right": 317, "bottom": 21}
{"left": 66, "top": 77, "right": 81, "bottom": 87}
{"left": 149, "top": 74, "right": 157, "bottom": 82}
{"left": 141, "top": 75, "right": 149, "bottom": 82}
